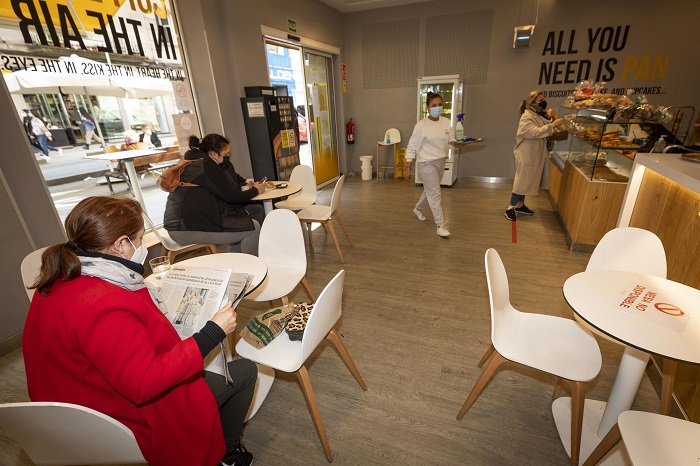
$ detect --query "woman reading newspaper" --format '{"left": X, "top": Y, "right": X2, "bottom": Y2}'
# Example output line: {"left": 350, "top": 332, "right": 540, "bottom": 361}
{"left": 22, "top": 196, "right": 255, "bottom": 466}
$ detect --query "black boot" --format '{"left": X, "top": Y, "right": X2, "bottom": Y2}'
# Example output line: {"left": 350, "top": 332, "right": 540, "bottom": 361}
{"left": 84, "top": 144, "right": 90, "bottom": 149}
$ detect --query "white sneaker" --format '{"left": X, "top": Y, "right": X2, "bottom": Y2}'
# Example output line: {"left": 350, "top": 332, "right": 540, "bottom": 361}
{"left": 437, "top": 225, "right": 450, "bottom": 237}
{"left": 39, "top": 154, "right": 51, "bottom": 162}
{"left": 413, "top": 208, "right": 426, "bottom": 221}
{"left": 57, "top": 148, "right": 63, "bottom": 156}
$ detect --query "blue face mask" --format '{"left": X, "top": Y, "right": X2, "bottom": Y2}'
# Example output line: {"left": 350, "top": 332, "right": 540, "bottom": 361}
{"left": 429, "top": 107, "right": 443, "bottom": 118}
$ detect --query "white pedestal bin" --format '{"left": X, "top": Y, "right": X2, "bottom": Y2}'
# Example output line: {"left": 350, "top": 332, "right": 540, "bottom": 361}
{"left": 360, "top": 155, "right": 373, "bottom": 180}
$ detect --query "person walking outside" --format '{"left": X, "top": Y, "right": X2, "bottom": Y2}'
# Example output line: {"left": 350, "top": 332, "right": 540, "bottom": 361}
{"left": 79, "top": 107, "right": 104, "bottom": 150}
{"left": 30, "top": 110, "right": 53, "bottom": 160}
{"left": 406, "top": 92, "right": 466, "bottom": 238}
{"left": 505, "top": 90, "right": 563, "bottom": 221}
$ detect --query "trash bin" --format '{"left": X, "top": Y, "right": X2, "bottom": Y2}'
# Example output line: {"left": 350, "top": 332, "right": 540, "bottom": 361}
{"left": 359, "top": 155, "right": 373, "bottom": 181}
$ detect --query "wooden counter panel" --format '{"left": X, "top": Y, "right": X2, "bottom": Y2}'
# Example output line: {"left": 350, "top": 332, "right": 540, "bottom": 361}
{"left": 558, "top": 161, "right": 626, "bottom": 246}
{"left": 630, "top": 169, "right": 700, "bottom": 422}
{"left": 548, "top": 157, "right": 563, "bottom": 205}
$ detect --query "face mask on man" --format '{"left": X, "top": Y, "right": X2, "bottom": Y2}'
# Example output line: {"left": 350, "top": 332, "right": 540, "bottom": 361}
{"left": 127, "top": 237, "right": 148, "bottom": 264}
{"left": 538, "top": 100, "right": 548, "bottom": 110}
{"left": 429, "top": 106, "right": 443, "bottom": 118}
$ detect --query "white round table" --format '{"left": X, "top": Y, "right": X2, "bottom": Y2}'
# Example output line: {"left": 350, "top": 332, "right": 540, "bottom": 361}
{"left": 251, "top": 181, "right": 302, "bottom": 215}
{"left": 147, "top": 253, "right": 274, "bottom": 422}
{"left": 554, "top": 269, "right": 700, "bottom": 465}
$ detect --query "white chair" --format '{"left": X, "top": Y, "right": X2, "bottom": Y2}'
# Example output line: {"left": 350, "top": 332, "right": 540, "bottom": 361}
{"left": 236, "top": 270, "right": 367, "bottom": 462}
{"left": 582, "top": 410, "right": 700, "bottom": 466}
{"left": 274, "top": 164, "right": 317, "bottom": 211}
{"left": 0, "top": 401, "right": 147, "bottom": 465}
{"left": 143, "top": 214, "right": 217, "bottom": 264}
{"left": 567, "top": 227, "right": 674, "bottom": 413}
{"left": 297, "top": 175, "right": 352, "bottom": 263}
{"left": 456, "top": 249, "right": 602, "bottom": 466}
{"left": 245, "top": 209, "right": 316, "bottom": 304}
{"left": 376, "top": 128, "right": 401, "bottom": 180}
{"left": 21, "top": 247, "right": 47, "bottom": 301}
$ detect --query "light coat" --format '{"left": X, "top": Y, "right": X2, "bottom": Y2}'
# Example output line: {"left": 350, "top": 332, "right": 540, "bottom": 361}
{"left": 512, "top": 109, "right": 556, "bottom": 195}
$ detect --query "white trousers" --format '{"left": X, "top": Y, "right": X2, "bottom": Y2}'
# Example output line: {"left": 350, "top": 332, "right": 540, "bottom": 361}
{"left": 415, "top": 158, "right": 446, "bottom": 226}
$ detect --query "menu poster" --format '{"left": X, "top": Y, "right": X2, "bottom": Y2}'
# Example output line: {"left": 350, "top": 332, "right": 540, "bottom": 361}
{"left": 613, "top": 282, "right": 691, "bottom": 332}
{"left": 172, "top": 113, "right": 196, "bottom": 150}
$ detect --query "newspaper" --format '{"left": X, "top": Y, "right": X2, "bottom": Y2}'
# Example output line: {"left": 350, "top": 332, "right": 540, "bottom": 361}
{"left": 159, "top": 266, "right": 253, "bottom": 379}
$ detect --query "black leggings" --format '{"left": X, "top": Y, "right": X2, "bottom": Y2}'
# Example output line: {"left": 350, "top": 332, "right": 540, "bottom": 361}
{"left": 203, "top": 358, "right": 257, "bottom": 454}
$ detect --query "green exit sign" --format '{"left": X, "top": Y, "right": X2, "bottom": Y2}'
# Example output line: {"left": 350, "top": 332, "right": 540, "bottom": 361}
{"left": 288, "top": 19, "right": 297, "bottom": 33}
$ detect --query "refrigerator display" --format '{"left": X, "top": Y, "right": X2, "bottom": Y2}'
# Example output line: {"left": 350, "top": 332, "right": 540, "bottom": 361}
{"left": 415, "top": 75, "right": 464, "bottom": 187}
{"left": 241, "top": 95, "right": 300, "bottom": 181}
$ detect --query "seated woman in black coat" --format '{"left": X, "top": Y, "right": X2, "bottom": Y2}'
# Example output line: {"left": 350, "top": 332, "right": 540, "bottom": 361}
{"left": 163, "top": 134, "right": 266, "bottom": 255}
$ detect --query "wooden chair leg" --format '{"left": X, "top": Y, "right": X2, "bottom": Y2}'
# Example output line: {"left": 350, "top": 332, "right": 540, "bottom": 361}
{"left": 333, "top": 211, "right": 353, "bottom": 246}
{"left": 564, "top": 379, "right": 586, "bottom": 466}
{"left": 326, "top": 221, "right": 344, "bottom": 263}
{"left": 660, "top": 358, "right": 678, "bottom": 415}
{"left": 552, "top": 377, "right": 564, "bottom": 400}
{"left": 160, "top": 245, "right": 168, "bottom": 258}
{"left": 281, "top": 295, "right": 289, "bottom": 306}
{"left": 477, "top": 344, "right": 495, "bottom": 368}
{"left": 204, "top": 244, "right": 218, "bottom": 255}
{"left": 295, "top": 365, "right": 333, "bottom": 462}
{"left": 301, "top": 276, "right": 316, "bottom": 302}
{"left": 457, "top": 351, "right": 506, "bottom": 420}
{"left": 305, "top": 222, "right": 315, "bottom": 250}
{"left": 582, "top": 422, "right": 621, "bottom": 466}
{"left": 326, "top": 328, "right": 367, "bottom": 390}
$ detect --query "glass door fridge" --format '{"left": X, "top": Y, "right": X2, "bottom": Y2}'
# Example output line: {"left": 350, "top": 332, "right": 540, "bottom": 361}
{"left": 415, "top": 75, "right": 464, "bottom": 187}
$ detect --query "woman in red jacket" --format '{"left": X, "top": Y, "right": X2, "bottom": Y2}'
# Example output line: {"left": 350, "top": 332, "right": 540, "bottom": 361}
{"left": 23, "top": 196, "right": 255, "bottom": 466}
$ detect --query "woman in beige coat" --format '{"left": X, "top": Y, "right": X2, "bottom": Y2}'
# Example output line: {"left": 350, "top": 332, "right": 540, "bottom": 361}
{"left": 505, "top": 90, "right": 563, "bottom": 221}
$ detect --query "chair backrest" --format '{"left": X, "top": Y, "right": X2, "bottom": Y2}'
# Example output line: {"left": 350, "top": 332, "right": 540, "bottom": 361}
{"left": 484, "top": 249, "right": 519, "bottom": 349}
{"left": 143, "top": 213, "right": 189, "bottom": 252}
{"left": 106, "top": 145, "right": 119, "bottom": 153}
{"left": 300, "top": 270, "right": 345, "bottom": 363}
{"left": 384, "top": 128, "right": 401, "bottom": 144}
{"left": 288, "top": 164, "right": 317, "bottom": 204}
{"left": 21, "top": 247, "right": 47, "bottom": 301}
{"left": 0, "top": 401, "right": 146, "bottom": 465}
{"left": 329, "top": 175, "right": 346, "bottom": 214}
{"left": 587, "top": 227, "right": 667, "bottom": 278}
{"left": 258, "top": 209, "right": 306, "bottom": 271}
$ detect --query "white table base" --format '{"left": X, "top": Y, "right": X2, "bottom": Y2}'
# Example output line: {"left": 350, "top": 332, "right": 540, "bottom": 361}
{"left": 552, "top": 398, "right": 629, "bottom": 465}
{"left": 261, "top": 200, "right": 274, "bottom": 215}
{"left": 552, "top": 345, "right": 649, "bottom": 465}
{"left": 244, "top": 364, "right": 275, "bottom": 422}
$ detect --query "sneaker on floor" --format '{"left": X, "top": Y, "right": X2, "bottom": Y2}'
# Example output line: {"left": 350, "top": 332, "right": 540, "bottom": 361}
{"left": 504, "top": 208, "right": 516, "bottom": 221}
{"left": 39, "top": 154, "right": 51, "bottom": 162}
{"left": 437, "top": 225, "right": 450, "bottom": 237}
{"left": 515, "top": 205, "right": 534, "bottom": 215}
{"left": 221, "top": 444, "right": 253, "bottom": 466}
{"left": 413, "top": 208, "right": 426, "bottom": 221}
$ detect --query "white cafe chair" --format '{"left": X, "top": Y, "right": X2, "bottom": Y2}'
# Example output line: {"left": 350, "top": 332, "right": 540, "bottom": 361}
{"left": 274, "top": 164, "right": 317, "bottom": 211}
{"left": 583, "top": 410, "right": 700, "bottom": 466}
{"left": 561, "top": 227, "right": 675, "bottom": 414}
{"left": 236, "top": 270, "right": 367, "bottom": 462}
{"left": 456, "top": 249, "right": 602, "bottom": 466}
{"left": 143, "top": 214, "right": 217, "bottom": 264}
{"left": 0, "top": 402, "right": 147, "bottom": 465}
{"left": 297, "top": 175, "right": 353, "bottom": 263}
{"left": 21, "top": 247, "right": 47, "bottom": 301}
{"left": 245, "top": 209, "right": 315, "bottom": 305}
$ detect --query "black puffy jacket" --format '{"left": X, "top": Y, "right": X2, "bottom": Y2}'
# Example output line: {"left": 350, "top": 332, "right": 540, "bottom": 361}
{"left": 163, "top": 149, "right": 259, "bottom": 232}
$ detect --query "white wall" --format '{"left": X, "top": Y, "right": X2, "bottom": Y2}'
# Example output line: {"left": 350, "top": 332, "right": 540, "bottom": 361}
{"left": 341, "top": 0, "right": 700, "bottom": 178}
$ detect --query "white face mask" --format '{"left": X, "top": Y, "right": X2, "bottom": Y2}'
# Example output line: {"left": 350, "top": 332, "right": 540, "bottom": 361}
{"left": 127, "top": 237, "right": 148, "bottom": 264}
{"left": 145, "top": 129, "right": 152, "bottom": 135}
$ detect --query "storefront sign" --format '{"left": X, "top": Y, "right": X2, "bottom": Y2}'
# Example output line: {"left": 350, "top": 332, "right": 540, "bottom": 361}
{"left": 1, "top": 0, "right": 181, "bottom": 64}
{"left": 613, "top": 282, "right": 690, "bottom": 332}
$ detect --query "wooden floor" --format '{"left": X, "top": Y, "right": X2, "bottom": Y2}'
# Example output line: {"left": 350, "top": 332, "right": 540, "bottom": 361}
{"left": 0, "top": 176, "right": 661, "bottom": 466}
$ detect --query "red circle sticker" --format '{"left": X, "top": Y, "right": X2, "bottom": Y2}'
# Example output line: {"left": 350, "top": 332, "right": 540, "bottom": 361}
{"left": 654, "top": 303, "right": 684, "bottom": 316}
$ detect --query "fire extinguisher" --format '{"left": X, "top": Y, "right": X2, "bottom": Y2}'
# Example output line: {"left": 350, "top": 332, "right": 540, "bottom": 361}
{"left": 346, "top": 118, "right": 355, "bottom": 144}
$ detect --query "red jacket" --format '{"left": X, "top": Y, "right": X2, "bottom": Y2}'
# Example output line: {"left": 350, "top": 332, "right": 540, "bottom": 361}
{"left": 23, "top": 276, "right": 225, "bottom": 466}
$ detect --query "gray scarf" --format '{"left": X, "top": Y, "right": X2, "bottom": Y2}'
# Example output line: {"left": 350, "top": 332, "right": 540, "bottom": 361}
{"left": 78, "top": 256, "right": 167, "bottom": 312}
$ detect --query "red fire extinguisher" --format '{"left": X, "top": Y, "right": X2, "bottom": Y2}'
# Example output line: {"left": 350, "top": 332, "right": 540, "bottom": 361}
{"left": 346, "top": 118, "right": 355, "bottom": 144}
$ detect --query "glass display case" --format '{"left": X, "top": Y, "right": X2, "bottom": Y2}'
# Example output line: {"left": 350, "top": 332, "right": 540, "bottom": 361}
{"left": 551, "top": 107, "right": 662, "bottom": 184}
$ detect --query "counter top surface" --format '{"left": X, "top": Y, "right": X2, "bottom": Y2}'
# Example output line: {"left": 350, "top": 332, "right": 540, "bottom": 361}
{"left": 635, "top": 152, "right": 700, "bottom": 194}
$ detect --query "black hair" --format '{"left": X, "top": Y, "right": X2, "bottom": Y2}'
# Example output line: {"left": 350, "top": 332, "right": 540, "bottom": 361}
{"left": 188, "top": 133, "right": 230, "bottom": 155}
{"left": 426, "top": 92, "right": 442, "bottom": 107}
{"left": 78, "top": 107, "right": 92, "bottom": 119}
